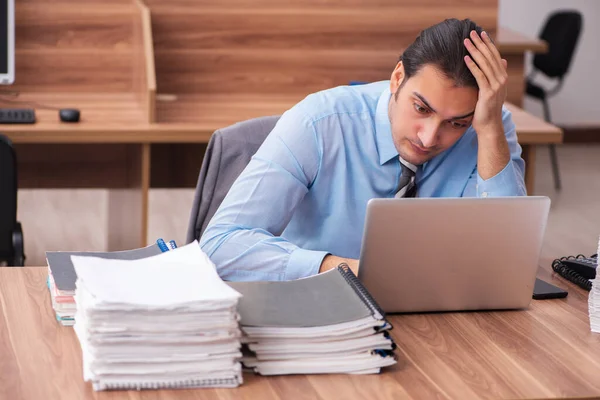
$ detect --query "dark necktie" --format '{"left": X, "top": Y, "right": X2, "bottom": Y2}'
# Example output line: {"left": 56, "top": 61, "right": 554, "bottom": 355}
{"left": 395, "top": 157, "right": 417, "bottom": 198}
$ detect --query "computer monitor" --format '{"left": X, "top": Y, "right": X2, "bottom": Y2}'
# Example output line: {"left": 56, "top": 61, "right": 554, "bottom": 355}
{"left": 0, "top": 0, "right": 15, "bottom": 85}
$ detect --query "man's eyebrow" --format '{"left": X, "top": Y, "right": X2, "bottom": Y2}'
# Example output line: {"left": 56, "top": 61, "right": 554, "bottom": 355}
{"left": 413, "top": 92, "right": 436, "bottom": 113}
{"left": 413, "top": 92, "right": 475, "bottom": 120}
{"left": 449, "top": 111, "right": 475, "bottom": 120}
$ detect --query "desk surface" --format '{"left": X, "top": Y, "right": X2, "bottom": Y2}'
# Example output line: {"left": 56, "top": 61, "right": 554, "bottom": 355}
{"left": 3, "top": 93, "right": 562, "bottom": 145}
{"left": 1, "top": 267, "right": 599, "bottom": 400}
{"left": 496, "top": 27, "right": 548, "bottom": 54}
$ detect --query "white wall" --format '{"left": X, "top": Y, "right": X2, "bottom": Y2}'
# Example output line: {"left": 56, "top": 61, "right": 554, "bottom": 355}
{"left": 499, "top": 0, "right": 600, "bottom": 125}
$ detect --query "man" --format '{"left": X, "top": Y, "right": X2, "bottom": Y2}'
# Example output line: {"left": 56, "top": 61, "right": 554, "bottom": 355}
{"left": 200, "top": 18, "right": 526, "bottom": 281}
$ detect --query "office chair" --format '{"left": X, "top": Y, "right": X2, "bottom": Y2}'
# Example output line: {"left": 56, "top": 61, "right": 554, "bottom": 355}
{"left": 526, "top": 10, "right": 583, "bottom": 190}
{"left": 0, "top": 134, "right": 25, "bottom": 266}
{"left": 187, "top": 116, "right": 280, "bottom": 243}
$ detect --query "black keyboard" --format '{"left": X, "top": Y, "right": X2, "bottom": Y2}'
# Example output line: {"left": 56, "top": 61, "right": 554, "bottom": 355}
{"left": 0, "top": 108, "right": 36, "bottom": 124}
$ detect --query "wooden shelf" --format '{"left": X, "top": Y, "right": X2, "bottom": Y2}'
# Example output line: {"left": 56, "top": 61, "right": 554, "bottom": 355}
{"left": 3, "top": 95, "right": 562, "bottom": 146}
{"left": 1, "top": 92, "right": 146, "bottom": 125}
{"left": 156, "top": 93, "right": 300, "bottom": 125}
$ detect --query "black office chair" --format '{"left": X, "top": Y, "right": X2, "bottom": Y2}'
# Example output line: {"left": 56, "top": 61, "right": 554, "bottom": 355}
{"left": 526, "top": 11, "right": 583, "bottom": 190}
{"left": 0, "top": 134, "right": 25, "bottom": 266}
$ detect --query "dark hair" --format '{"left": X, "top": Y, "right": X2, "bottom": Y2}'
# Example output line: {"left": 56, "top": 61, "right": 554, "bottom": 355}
{"left": 400, "top": 18, "right": 486, "bottom": 90}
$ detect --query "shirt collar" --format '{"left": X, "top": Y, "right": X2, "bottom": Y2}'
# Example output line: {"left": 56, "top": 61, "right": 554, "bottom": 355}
{"left": 374, "top": 86, "right": 399, "bottom": 166}
{"left": 399, "top": 155, "right": 417, "bottom": 173}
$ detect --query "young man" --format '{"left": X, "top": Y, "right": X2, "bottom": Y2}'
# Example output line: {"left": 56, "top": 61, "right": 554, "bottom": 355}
{"left": 200, "top": 18, "right": 526, "bottom": 281}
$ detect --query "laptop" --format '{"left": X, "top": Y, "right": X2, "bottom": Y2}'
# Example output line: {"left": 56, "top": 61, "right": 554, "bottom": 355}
{"left": 357, "top": 196, "right": 551, "bottom": 313}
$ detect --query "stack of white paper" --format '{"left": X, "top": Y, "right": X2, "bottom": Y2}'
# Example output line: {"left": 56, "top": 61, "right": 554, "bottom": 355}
{"left": 588, "top": 237, "right": 600, "bottom": 333}
{"left": 72, "top": 242, "right": 243, "bottom": 391}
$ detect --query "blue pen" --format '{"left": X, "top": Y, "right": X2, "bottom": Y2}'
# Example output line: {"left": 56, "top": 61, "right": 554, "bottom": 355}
{"left": 169, "top": 240, "right": 178, "bottom": 250}
{"left": 156, "top": 238, "right": 169, "bottom": 252}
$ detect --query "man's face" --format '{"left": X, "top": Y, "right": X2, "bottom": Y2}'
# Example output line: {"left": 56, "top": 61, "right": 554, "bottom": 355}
{"left": 388, "top": 62, "right": 479, "bottom": 166}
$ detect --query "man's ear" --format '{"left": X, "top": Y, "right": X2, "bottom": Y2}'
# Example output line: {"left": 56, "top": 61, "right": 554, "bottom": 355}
{"left": 389, "top": 61, "right": 405, "bottom": 94}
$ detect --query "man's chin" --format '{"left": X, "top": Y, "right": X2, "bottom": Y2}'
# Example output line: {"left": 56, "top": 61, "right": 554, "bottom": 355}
{"left": 400, "top": 146, "right": 435, "bottom": 166}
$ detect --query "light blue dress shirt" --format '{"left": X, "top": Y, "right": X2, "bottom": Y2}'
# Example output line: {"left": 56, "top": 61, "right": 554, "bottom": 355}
{"left": 200, "top": 81, "right": 526, "bottom": 281}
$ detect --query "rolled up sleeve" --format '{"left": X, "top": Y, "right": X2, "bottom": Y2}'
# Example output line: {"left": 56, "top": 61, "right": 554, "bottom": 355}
{"left": 463, "top": 106, "right": 527, "bottom": 197}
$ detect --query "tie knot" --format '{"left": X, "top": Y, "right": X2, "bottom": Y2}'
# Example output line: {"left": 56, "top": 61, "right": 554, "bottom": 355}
{"left": 399, "top": 157, "right": 417, "bottom": 178}
{"left": 395, "top": 156, "right": 418, "bottom": 198}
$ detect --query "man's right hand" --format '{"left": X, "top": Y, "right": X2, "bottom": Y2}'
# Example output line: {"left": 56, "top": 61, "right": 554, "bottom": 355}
{"left": 319, "top": 255, "right": 359, "bottom": 275}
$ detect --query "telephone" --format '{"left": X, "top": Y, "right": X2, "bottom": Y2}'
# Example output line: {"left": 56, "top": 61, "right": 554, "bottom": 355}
{"left": 552, "top": 254, "right": 598, "bottom": 291}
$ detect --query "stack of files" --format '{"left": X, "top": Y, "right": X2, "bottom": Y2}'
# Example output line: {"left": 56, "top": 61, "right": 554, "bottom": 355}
{"left": 72, "top": 241, "right": 244, "bottom": 391}
{"left": 228, "top": 265, "right": 397, "bottom": 375}
{"left": 46, "top": 242, "right": 168, "bottom": 326}
{"left": 588, "top": 237, "right": 600, "bottom": 333}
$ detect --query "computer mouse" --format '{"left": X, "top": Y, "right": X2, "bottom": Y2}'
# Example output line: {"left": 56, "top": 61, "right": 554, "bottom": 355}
{"left": 59, "top": 108, "right": 80, "bottom": 123}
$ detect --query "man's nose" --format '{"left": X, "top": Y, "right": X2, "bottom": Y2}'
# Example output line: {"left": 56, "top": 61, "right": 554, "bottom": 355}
{"left": 418, "top": 120, "right": 440, "bottom": 148}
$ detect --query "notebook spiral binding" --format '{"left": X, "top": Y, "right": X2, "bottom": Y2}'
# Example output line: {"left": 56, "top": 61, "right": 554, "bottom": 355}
{"left": 95, "top": 376, "right": 241, "bottom": 391}
{"left": 337, "top": 263, "right": 386, "bottom": 321}
{"left": 551, "top": 254, "right": 596, "bottom": 292}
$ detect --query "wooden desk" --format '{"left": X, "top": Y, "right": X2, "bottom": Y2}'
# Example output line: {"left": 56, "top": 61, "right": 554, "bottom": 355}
{"left": 505, "top": 103, "right": 563, "bottom": 195}
{"left": 497, "top": 27, "right": 548, "bottom": 53}
{"left": 1, "top": 267, "right": 599, "bottom": 399}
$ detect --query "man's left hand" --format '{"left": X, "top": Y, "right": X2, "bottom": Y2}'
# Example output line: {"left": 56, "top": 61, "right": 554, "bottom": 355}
{"left": 464, "top": 30, "right": 508, "bottom": 136}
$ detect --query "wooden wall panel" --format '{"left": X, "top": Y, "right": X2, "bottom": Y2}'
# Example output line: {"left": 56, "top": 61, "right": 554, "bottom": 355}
{"left": 156, "top": 49, "right": 399, "bottom": 95}
{"left": 13, "top": 52, "right": 132, "bottom": 93}
{"left": 151, "top": 8, "right": 497, "bottom": 52}
{"left": 17, "top": 0, "right": 127, "bottom": 3}
{"left": 12, "top": 2, "right": 136, "bottom": 93}
{"left": 150, "top": 144, "right": 206, "bottom": 188}
{"left": 15, "top": 5, "right": 133, "bottom": 50}
{"left": 15, "top": 144, "right": 135, "bottom": 189}
{"left": 146, "top": 0, "right": 494, "bottom": 8}
{"left": 150, "top": 0, "right": 498, "bottom": 99}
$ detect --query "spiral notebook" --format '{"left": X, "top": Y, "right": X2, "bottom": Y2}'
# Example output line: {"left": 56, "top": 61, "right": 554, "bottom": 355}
{"left": 228, "top": 264, "right": 385, "bottom": 329}
{"left": 228, "top": 265, "right": 396, "bottom": 375}
{"left": 46, "top": 242, "right": 167, "bottom": 294}
{"left": 46, "top": 239, "right": 175, "bottom": 326}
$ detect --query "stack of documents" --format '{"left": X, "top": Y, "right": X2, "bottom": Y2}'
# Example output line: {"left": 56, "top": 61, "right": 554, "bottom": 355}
{"left": 228, "top": 265, "right": 397, "bottom": 375}
{"left": 72, "top": 242, "right": 243, "bottom": 391}
{"left": 46, "top": 243, "right": 165, "bottom": 326}
{"left": 588, "top": 237, "right": 600, "bottom": 333}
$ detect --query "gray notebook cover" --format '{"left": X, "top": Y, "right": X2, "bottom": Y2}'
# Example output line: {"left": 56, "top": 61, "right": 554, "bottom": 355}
{"left": 227, "top": 268, "right": 380, "bottom": 327}
{"left": 46, "top": 244, "right": 163, "bottom": 292}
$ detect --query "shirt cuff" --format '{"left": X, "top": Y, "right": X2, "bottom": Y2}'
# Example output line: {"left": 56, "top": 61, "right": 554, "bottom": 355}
{"left": 476, "top": 161, "right": 526, "bottom": 197}
{"left": 285, "top": 248, "right": 330, "bottom": 280}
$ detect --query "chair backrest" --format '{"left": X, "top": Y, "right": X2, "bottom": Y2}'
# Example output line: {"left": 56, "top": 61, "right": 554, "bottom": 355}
{"left": 533, "top": 10, "right": 583, "bottom": 79}
{"left": 186, "top": 115, "right": 281, "bottom": 243}
{"left": 0, "top": 134, "right": 18, "bottom": 260}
